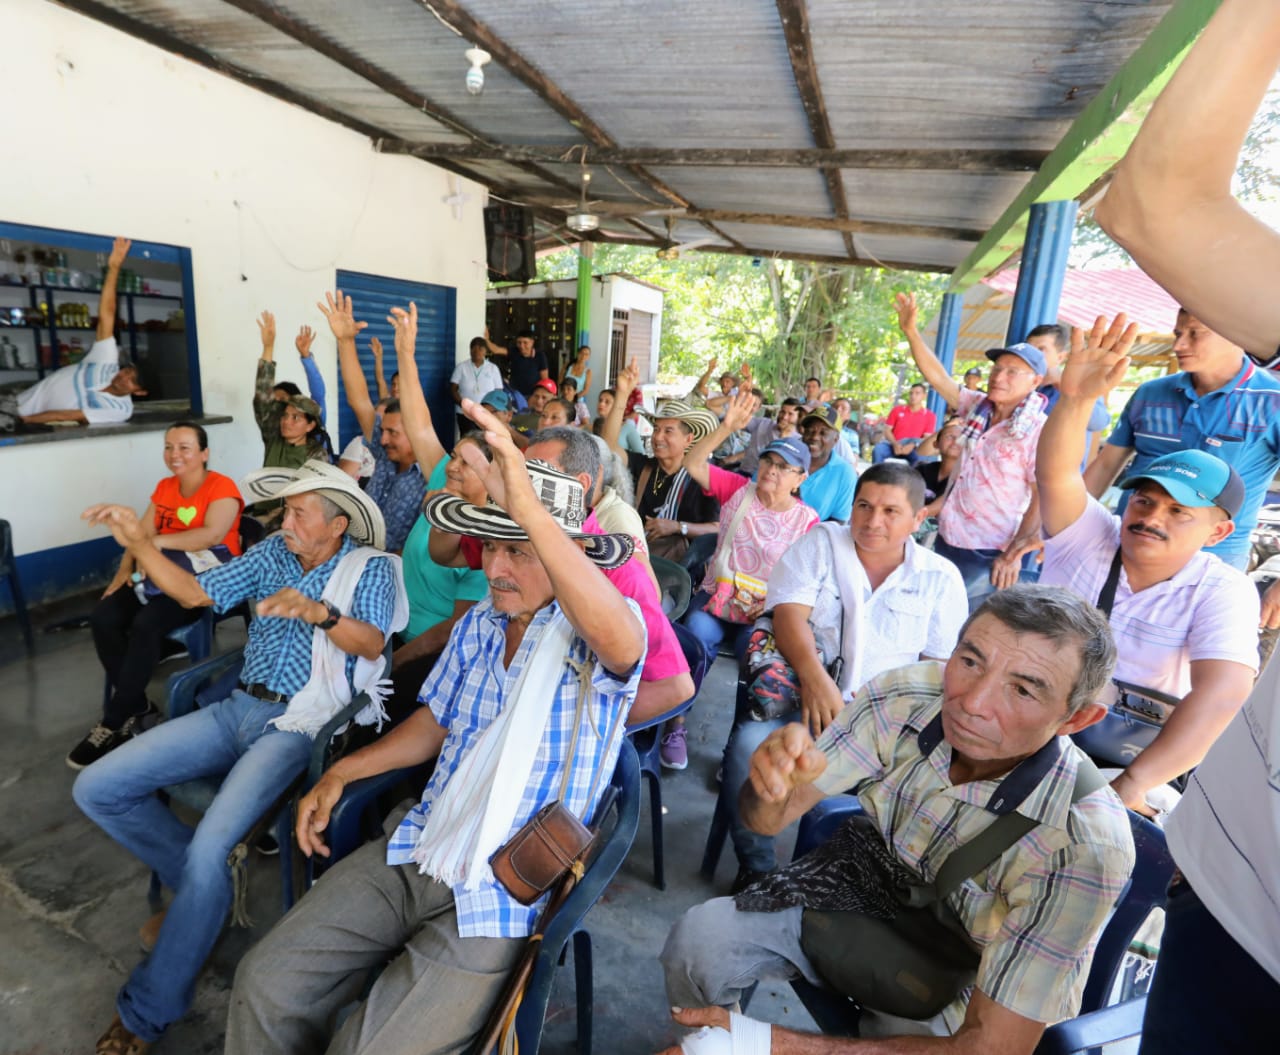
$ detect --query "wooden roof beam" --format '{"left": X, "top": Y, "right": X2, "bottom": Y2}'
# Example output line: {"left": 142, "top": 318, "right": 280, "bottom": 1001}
{"left": 375, "top": 140, "right": 1050, "bottom": 171}
{"left": 682, "top": 209, "right": 984, "bottom": 242}
{"left": 775, "top": 0, "right": 855, "bottom": 259}
{"left": 950, "top": 0, "right": 1224, "bottom": 291}
{"left": 416, "top": 0, "right": 693, "bottom": 212}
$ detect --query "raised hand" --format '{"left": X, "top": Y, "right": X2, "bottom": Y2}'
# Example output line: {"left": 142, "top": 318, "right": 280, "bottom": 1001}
{"left": 256, "top": 587, "right": 325, "bottom": 623}
{"left": 370, "top": 335, "right": 384, "bottom": 364}
{"left": 614, "top": 358, "right": 640, "bottom": 399}
{"left": 1061, "top": 314, "right": 1138, "bottom": 401}
{"left": 721, "top": 388, "right": 761, "bottom": 433}
{"left": 295, "top": 325, "right": 316, "bottom": 358}
{"left": 107, "top": 236, "right": 132, "bottom": 270}
{"left": 256, "top": 310, "right": 277, "bottom": 350}
{"left": 387, "top": 304, "right": 417, "bottom": 360}
{"left": 317, "top": 290, "right": 368, "bottom": 341}
{"left": 894, "top": 291, "right": 919, "bottom": 334}
{"left": 83, "top": 503, "right": 149, "bottom": 549}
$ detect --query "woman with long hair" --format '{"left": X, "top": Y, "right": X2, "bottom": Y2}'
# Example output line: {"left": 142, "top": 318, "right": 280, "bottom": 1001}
{"left": 71, "top": 422, "right": 243, "bottom": 769}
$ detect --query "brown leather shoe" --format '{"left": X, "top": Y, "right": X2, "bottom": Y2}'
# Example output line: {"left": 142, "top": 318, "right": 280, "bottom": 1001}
{"left": 138, "top": 908, "right": 167, "bottom": 954}
{"left": 96, "top": 1015, "right": 150, "bottom": 1055}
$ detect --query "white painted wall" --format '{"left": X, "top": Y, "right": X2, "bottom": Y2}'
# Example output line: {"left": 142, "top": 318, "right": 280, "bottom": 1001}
{"left": 3, "top": 0, "right": 487, "bottom": 562}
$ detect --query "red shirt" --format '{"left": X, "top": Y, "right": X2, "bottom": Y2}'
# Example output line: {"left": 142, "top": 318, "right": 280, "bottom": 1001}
{"left": 886, "top": 405, "right": 937, "bottom": 441}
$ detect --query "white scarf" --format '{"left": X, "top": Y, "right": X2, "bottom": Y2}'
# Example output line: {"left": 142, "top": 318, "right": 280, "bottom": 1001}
{"left": 268, "top": 546, "right": 409, "bottom": 737}
{"left": 411, "top": 607, "right": 582, "bottom": 890}
{"left": 820, "top": 522, "right": 866, "bottom": 700}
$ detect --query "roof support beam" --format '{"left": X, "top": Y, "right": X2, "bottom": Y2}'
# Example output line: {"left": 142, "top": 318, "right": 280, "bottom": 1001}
{"left": 375, "top": 140, "right": 1050, "bottom": 171}
{"left": 775, "top": 0, "right": 856, "bottom": 258}
{"left": 586, "top": 235, "right": 950, "bottom": 275}
{"left": 416, "top": 0, "right": 705, "bottom": 221}
{"left": 949, "top": 0, "right": 1223, "bottom": 291}
{"left": 680, "top": 210, "right": 984, "bottom": 243}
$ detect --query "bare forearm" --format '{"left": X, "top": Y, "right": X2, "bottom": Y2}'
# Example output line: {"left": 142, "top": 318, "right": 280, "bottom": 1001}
{"left": 682, "top": 520, "right": 719, "bottom": 538}
{"left": 395, "top": 361, "right": 446, "bottom": 476}
{"left": 153, "top": 526, "right": 230, "bottom": 551}
{"left": 901, "top": 329, "right": 959, "bottom": 407}
{"left": 772, "top": 606, "right": 830, "bottom": 686}
{"left": 336, "top": 335, "right": 375, "bottom": 437}
{"left": 684, "top": 426, "right": 733, "bottom": 488}
{"left": 525, "top": 508, "right": 644, "bottom": 671}
{"left": 323, "top": 611, "right": 385, "bottom": 661}
{"left": 1083, "top": 445, "right": 1130, "bottom": 499}
{"left": 21, "top": 410, "right": 87, "bottom": 424}
{"left": 327, "top": 706, "right": 446, "bottom": 784}
{"left": 97, "top": 264, "right": 122, "bottom": 341}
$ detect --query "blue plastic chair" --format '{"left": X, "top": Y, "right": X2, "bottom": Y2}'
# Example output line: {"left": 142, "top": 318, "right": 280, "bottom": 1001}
{"left": 493, "top": 738, "right": 642, "bottom": 1055}
{"left": 154, "top": 645, "right": 391, "bottom": 913}
{"left": 768, "top": 795, "right": 1175, "bottom": 1052}
{"left": 0, "top": 520, "right": 34, "bottom": 654}
{"left": 625, "top": 622, "right": 712, "bottom": 888}
{"left": 700, "top": 662, "right": 752, "bottom": 881}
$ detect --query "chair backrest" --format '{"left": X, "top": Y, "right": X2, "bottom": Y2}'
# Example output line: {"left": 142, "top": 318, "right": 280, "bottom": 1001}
{"left": 513, "top": 737, "right": 642, "bottom": 1053}
{"left": 239, "top": 512, "right": 268, "bottom": 551}
{"left": 651, "top": 555, "right": 693, "bottom": 622}
{"left": 1078, "top": 811, "right": 1175, "bottom": 1012}
{"left": 0, "top": 519, "right": 14, "bottom": 572}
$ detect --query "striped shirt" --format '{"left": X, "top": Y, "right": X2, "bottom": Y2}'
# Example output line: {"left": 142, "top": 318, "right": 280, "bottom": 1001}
{"left": 814, "top": 662, "right": 1134, "bottom": 1029}
{"left": 196, "top": 534, "right": 397, "bottom": 696}
{"left": 1040, "top": 498, "right": 1259, "bottom": 698}
{"left": 387, "top": 596, "right": 644, "bottom": 938}
{"left": 1107, "top": 359, "right": 1280, "bottom": 567}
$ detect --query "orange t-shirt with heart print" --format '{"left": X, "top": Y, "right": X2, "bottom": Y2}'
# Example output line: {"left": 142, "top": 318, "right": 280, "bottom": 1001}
{"left": 151, "top": 471, "right": 244, "bottom": 555}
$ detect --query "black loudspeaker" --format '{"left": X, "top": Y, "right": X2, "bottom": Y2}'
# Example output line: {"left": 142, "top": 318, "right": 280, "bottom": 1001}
{"left": 484, "top": 204, "right": 536, "bottom": 284}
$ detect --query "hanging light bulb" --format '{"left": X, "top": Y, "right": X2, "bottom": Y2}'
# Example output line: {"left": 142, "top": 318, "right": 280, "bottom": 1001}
{"left": 465, "top": 47, "right": 491, "bottom": 95}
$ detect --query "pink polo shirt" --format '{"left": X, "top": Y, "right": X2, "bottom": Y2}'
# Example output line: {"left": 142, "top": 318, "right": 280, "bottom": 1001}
{"left": 937, "top": 388, "right": 1046, "bottom": 551}
{"left": 886, "top": 404, "right": 937, "bottom": 441}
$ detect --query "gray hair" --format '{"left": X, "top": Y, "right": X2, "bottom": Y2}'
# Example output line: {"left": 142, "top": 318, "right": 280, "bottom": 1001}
{"left": 530, "top": 426, "right": 602, "bottom": 499}
{"left": 590, "top": 433, "right": 635, "bottom": 505}
{"left": 313, "top": 493, "right": 349, "bottom": 528}
{"left": 963, "top": 584, "right": 1116, "bottom": 717}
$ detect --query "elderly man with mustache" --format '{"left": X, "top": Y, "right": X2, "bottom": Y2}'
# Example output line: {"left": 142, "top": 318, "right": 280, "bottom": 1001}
{"left": 1035, "top": 315, "right": 1260, "bottom": 817}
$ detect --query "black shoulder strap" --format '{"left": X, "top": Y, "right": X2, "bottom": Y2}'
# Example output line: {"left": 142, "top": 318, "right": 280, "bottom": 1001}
{"left": 1095, "top": 548, "right": 1124, "bottom": 619}
{"left": 929, "top": 754, "right": 1107, "bottom": 904}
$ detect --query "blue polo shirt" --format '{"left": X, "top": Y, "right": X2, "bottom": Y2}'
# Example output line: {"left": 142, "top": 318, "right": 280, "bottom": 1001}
{"left": 799, "top": 455, "right": 857, "bottom": 523}
{"left": 1107, "top": 358, "right": 1280, "bottom": 567}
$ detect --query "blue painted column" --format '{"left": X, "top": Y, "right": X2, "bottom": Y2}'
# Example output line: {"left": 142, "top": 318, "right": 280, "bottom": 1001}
{"left": 1005, "top": 200, "right": 1078, "bottom": 346}
{"left": 929, "top": 291, "right": 962, "bottom": 422}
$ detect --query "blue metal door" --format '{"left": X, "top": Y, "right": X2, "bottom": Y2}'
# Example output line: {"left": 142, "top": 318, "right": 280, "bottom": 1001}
{"left": 333, "top": 270, "right": 457, "bottom": 454}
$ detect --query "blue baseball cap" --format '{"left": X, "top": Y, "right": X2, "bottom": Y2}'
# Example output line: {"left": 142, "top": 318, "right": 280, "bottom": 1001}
{"left": 480, "top": 389, "right": 511, "bottom": 411}
{"left": 761, "top": 436, "right": 811, "bottom": 472}
{"left": 1120, "top": 449, "right": 1244, "bottom": 519}
{"left": 986, "top": 342, "right": 1047, "bottom": 376}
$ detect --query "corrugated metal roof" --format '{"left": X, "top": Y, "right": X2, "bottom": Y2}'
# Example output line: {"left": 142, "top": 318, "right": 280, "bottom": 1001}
{"left": 63, "top": 0, "right": 1178, "bottom": 272}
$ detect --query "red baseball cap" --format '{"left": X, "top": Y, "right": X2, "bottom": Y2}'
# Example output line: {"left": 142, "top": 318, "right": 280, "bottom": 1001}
{"left": 533, "top": 378, "right": 558, "bottom": 395}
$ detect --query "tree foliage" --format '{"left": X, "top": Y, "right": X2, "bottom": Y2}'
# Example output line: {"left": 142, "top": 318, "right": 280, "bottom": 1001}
{"left": 535, "top": 244, "right": 946, "bottom": 410}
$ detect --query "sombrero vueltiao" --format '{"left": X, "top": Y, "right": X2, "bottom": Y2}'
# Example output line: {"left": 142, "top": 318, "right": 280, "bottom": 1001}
{"left": 240, "top": 460, "right": 387, "bottom": 550}
{"left": 641, "top": 399, "right": 720, "bottom": 443}
{"left": 421, "top": 460, "right": 634, "bottom": 570}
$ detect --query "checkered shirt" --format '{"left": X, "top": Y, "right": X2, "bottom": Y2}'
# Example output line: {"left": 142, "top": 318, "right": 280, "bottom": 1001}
{"left": 387, "top": 596, "right": 644, "bottom": 938}
{"left": 814, "top": 661, "right": 1135, "bottom": 1028}
{"left": 366, "top": 413, "right": 427, "bottom": 551}
{"left": 196, "top": 534, "right": 397, "bottom": 697}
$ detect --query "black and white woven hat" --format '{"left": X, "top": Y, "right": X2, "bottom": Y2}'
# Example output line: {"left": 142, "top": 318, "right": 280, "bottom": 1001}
{"left": 240, "top": 460, "right": 387, "bottom": 549}
{"left": 641, "top": 399, "right": 720, "bottom": 442}
{"left": 421, "top": 460, "right": 634, "bottom": 569}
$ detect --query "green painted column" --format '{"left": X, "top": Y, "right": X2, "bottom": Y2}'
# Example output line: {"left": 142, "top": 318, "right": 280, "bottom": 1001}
{"left": 575, "top": 242, "right": 593, "bottom": 350}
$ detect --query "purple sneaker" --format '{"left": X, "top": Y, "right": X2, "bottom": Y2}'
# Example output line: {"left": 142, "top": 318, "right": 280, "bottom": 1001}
{"left": 660, "top": 724, "right": 688, "bottom": 770}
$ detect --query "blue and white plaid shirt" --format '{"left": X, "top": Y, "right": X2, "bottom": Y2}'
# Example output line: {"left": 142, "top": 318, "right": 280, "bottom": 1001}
{"left": 197, "top": 534, "right": 397, "bottom": 697}
{"left": 366, "top": 413, "right": 426, "bottom": 552}
{"left": 387, "top": 595, "right": 644, "bottom": 938}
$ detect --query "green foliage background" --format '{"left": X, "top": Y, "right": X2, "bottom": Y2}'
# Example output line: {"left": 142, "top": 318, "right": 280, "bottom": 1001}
{"left": 536, "top": 245, "right": 947, "bottom": 413}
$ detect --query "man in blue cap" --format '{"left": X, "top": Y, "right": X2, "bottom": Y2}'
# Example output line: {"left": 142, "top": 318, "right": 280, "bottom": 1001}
{"left": 896, "top": 292, "right": 1050, "bottom": 608}
{"left": 1037, "top": 315, "right": 1259, "bottom": 816}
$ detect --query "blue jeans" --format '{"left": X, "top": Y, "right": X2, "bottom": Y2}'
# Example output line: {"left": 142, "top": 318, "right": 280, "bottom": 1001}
{"left": 723, "top": 709, "right": 798, "bottom": 873}
{"left": 872, "top": 440, "right": 919, "bottom": 465}
{"left": 933, "top": 535, "right": 1039, "bottom": 613}
{"left": 682, "top": 590, "right": 754, "bottom": 665}
{"left": 1139, "top": 881, "right": 1277, "bottom": 1054}
{"left": 73, "top": 690, "right": 312, "bottom": 1041}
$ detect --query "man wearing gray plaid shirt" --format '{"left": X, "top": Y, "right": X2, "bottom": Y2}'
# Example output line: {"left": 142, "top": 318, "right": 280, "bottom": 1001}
{"left": 662, "top": 585, "right": 1135, "bottom": 1054}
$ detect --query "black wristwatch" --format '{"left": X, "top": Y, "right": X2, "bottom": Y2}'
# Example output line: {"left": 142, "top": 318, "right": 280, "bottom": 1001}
{"left": 316, "top": 600, "right": 342, "bottom": 631}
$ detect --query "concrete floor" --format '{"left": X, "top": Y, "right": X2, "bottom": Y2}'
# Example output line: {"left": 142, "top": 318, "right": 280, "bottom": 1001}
{"left": 0, "top": 597, "right": 816, "bottom": 1055}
